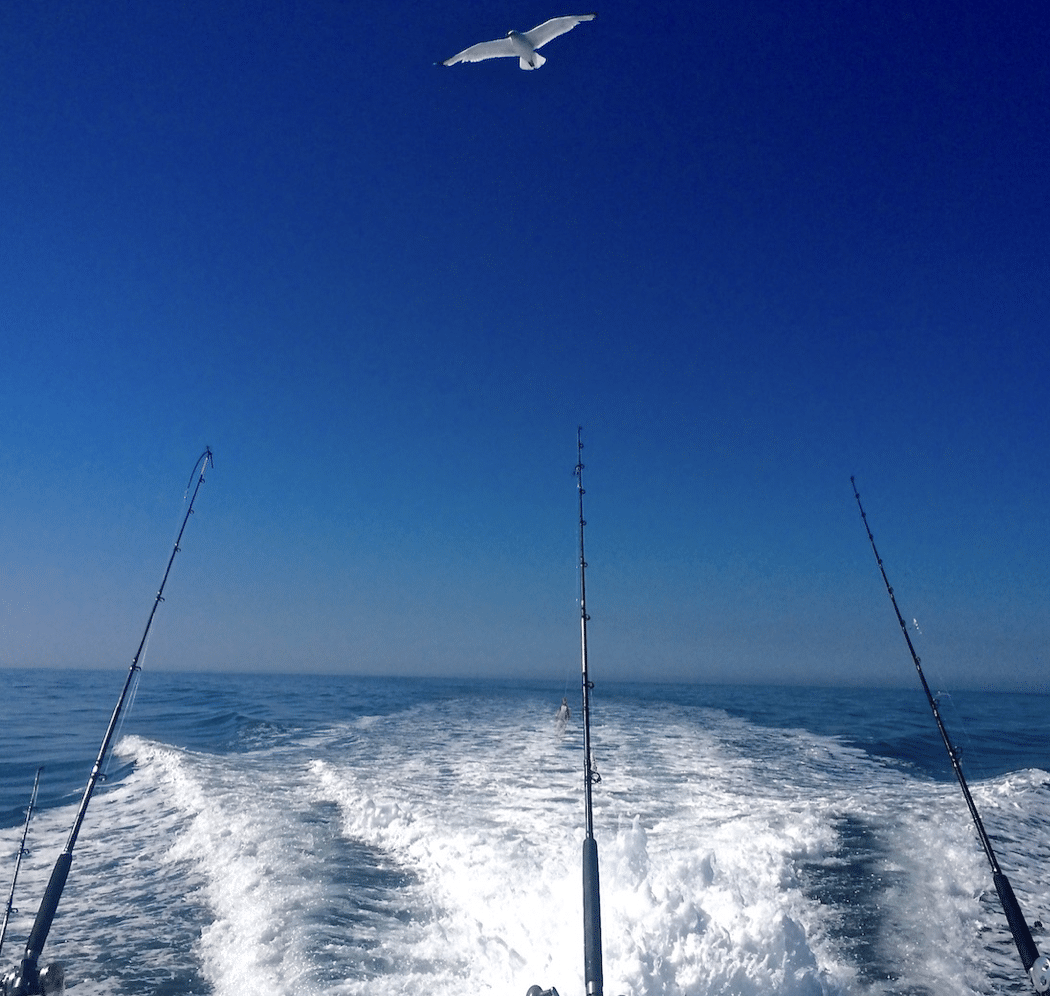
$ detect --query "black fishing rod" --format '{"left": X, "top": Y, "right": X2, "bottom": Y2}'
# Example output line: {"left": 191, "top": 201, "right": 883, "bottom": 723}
{"left": 577, "top": 428, "right": 604, "bottom": 996}
{"left": 0, "top": 770, "right": 43, "bottom": 962}
{"left": 4, "top": 448, "right": 214, "bottom": 996}
{"left": 851, "top": 476, "right": 1050, "bottom": 994}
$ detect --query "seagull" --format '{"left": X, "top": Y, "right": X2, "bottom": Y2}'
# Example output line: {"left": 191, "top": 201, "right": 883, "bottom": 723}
{"left": 442, "top": 13, "right": 597, "bottom": 70}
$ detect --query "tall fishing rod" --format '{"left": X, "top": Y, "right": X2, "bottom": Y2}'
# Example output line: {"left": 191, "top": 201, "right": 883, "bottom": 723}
{"left": 526, "top": 430, "right": 605, "bottom": 996}
{"left": 576, "top": 428, "right": 603, "bottom": 996}
{"left": 851, "top": 476, "right": 1050, "bottom": 994}
{"left": 0, "top": 770, "right": 43, "bottom": 962}
{"left": 6, "top": 448, "right": 214, "bottom": 996}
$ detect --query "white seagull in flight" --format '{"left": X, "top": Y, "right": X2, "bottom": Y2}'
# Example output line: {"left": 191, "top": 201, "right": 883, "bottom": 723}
{"left": 442, "top": 13, "right": 597, "bottom": 70}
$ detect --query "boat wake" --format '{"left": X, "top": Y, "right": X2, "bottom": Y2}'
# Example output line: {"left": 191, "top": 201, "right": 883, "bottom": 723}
{"left": 3, "top": 688, "right": 1048, "bottom": 996}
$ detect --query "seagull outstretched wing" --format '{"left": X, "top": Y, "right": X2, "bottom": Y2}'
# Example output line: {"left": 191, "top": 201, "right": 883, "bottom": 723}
{"left": 442, "top": 37, "right": 517, "bottom": 66}
{"left": 442, "top": 12, "right": 596, "bottom": 68}
{"left": 523, "top": 13, "right": 597, "bottom": 50}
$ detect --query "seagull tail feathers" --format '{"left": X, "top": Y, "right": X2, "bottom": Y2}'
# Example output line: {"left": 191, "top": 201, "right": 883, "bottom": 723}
{"left": 520, "top": 52, "right": 546, "bottom": 70}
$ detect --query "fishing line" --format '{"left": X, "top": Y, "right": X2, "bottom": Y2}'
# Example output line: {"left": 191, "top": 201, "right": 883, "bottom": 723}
{"left": 906, "top": 617, "right": 984, "bottom": 782}
{"left": 99, "top": 461, "right": 202, "bottom": 778}
{"left": 935, "top": 688, "right": 989, "bottom": 785}
{"left": 851, "top": 476, "right": 1050, "bottom": 994}
{"left": 102, "top": 665, "right": 142, "bottom": 780}
{"left": 560, "top": 474, "right": 582, "bottom": 720}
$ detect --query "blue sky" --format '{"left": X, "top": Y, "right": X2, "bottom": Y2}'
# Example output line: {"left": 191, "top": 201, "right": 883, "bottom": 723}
{"left": 2, "top": 0, "right": 1048, "bottom": 690}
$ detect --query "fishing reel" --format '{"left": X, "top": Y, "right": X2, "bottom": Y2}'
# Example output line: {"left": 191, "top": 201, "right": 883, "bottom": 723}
{"left": 526, "top": 987, "right": 559, "bottom": 996}
{"left": 1031, "top": 954, "right": 1050, "bottom": 994}
{"left": 1, "top": 962, "right": 64, "bottom": 996}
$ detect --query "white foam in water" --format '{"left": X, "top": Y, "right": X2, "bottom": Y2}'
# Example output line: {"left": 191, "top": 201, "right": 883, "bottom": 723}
{"left": 302, "top": 701, "right": 880, "bottom": 996}
{"left": 0, "top": 757, "right": 208, "bottom": 996}
{"left": 4, "top": 692, "right": 1048, "bottom": 996}
{"left": 128, "top": 738, "right": 341, "bottom": 996}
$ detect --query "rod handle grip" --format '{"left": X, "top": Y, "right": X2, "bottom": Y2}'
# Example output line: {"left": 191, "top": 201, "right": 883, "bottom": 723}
{"left": 995, "top": 871, "right": 1040, "bottom": 972}
{"left": 583, "top": 837, "right": 603, "bottom": 996}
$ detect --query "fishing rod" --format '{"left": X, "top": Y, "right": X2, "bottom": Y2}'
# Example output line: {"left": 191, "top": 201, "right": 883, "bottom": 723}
{"left": 577, "top": 428, "right": 604, "bottom": 996}
{"left": 4, "top": 448, "right": 214, "bottom": 996}
{"left": 0, "top": 770, "right": 43, "bottom": 962}
{"left": 851, "top": 476, "right": 1050, "bottom": 994}
{"left": 526, "top": 429, "right": 604, "bottom": 996}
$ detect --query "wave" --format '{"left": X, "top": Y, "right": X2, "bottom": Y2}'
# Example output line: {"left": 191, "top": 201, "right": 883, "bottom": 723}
{"left": 3, "top": 688, "right": 1049, "bottom": 996}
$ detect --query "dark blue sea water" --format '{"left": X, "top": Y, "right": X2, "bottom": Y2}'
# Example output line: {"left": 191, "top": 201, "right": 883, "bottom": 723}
{"left": 1, "top": 667, "right": 1049, "bottom": 996}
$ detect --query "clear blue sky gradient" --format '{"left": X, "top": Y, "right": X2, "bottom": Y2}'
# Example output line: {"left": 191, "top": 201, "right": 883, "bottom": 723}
{"left": 3, "top": 1, "right": 1048, "bottom": 690}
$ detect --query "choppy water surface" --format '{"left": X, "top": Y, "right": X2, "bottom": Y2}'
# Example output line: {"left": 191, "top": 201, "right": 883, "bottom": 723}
{"left": 1, "top": 669, "right": 1048, "bottom": 996}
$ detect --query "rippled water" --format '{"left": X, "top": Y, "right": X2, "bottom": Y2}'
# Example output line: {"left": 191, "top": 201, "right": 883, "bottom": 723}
{"left": 2, "top": 669, "right": 1048, "bottom": 996}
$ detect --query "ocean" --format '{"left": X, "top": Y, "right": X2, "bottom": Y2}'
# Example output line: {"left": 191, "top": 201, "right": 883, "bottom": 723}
{"left": 1, "top": 667, "right": 1048, "bottom": 996}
